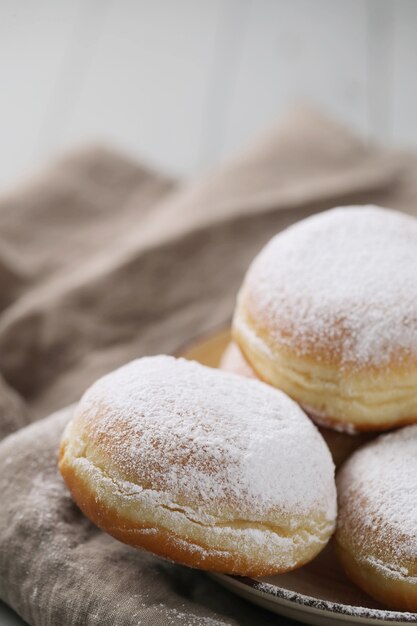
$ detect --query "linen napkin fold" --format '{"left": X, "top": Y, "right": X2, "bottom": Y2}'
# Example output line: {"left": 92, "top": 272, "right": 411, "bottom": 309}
{"left": 0, "top": 107, "right": 416, "bottom": 625}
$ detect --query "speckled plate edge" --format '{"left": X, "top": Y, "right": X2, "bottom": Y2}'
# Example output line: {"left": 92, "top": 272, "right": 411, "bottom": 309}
{"left": 211, "top": 574, "right": 417, "bottom": 625}
{"left": 179, "top": 326, "right": 417, "bottom": 625}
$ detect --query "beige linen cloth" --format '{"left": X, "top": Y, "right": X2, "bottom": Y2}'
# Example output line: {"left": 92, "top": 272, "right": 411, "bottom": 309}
{"left": 0, "top": 107, "right": 416, "bottom": 626}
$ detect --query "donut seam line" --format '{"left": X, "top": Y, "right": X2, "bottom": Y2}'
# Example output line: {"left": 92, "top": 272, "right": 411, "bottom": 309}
{"left": 236, "top": 314, "right": 417, "bottom": 430}
{"left": 69, "top": 450, "right": 330, "bottom": 541}
{"left": 236, "top": 306, "right": 417, "bottom": 383}
{"left": 364, "top": 555, "right": 417, "bottom": 583}
{"left": 104, "top": 523, "right": 233, "bottom": 559}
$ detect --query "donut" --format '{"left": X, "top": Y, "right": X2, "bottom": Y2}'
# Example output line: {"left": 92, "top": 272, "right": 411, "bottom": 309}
{"left": 59, "top": 355, "right": 337, "bottom": 576}
{"left": 219, "top": 341, "right": 256, "bottom": 378}
{"left": 233, "top": 205, "right": 417, "bottom": 433}
{"left": 335, "top": 425, "right": 417, "bottom": 611}
{"left": 219, "top": 341, "right": 371, "bottom": 468}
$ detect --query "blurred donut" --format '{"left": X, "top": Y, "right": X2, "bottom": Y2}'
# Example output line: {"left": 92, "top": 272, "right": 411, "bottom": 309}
{"left": 219, "top": 341, "right": 256, "bottom": 378}
{"left": 336, "top": 426, "right": 417, "bottom": 611}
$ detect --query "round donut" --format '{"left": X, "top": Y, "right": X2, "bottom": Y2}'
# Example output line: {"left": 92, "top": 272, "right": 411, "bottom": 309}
{"left": 219, "top": 341, "right": 371, "bottom": 468}
{"left": 219, "top": 340, "right": 257, "bottom": 378}
{"left": 335, "top": 425, "right": 417, "bottom": 611}
{"left": 233, "top": 205, "right": 417, "bottom": 433}
{"left": 59, "top": 355, "right": 337, "bottom": 576}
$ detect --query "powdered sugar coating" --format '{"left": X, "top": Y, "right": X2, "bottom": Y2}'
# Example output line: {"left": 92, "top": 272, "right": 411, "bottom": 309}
{"left": 76, "top": 356, "right": 336, "bottom": 522}
{"left": 240, "top": 206, "right": 417, "bottom": 368}
{"left": 337, "top": 425, "right": 417, "bottom": 575}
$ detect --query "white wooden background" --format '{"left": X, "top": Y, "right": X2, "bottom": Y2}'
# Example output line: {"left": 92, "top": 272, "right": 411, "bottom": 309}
{"left": 0, "top": 0, "right": 416, "bottom": 187}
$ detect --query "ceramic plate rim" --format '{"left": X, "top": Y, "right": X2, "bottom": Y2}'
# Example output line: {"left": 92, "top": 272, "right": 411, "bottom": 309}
{"left": 218, "top": 574, "right": 417, "bottom": 623}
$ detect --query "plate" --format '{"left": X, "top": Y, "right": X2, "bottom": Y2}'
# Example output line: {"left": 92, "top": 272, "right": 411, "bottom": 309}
{"left": 180, "top": 327, "right": 417, "bottom": 626}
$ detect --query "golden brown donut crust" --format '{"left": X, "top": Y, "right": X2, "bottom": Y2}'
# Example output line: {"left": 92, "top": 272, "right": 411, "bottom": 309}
{"left": 60, "top": 455, "right": 277, "bottom": 576}
{"left": 233, "top": 297, "right": 417, "bottom": 433}
{"left": 335, "top": 426, "right": 417, "bottom": 611}
{"left": 59, "top": 356, "right": 337, "bottom": 576}
{"left": 233, "top": 206, "right": 417, "bottom": 433}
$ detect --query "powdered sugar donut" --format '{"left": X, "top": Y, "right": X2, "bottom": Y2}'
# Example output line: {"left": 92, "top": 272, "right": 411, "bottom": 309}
{"left": 233, "top": 206, "right": 417, "bottom": 432}
{"left": 336, "top": 425, "right": 417, "bottom": 611}
{"left": 59, "top": 355, "right": 337, "bottom": 576}
{"left": 219, "top": 341, "right": 257, "bottom": 378}
{"left": 219, "top": 341, "right": 371, "bottom": 468}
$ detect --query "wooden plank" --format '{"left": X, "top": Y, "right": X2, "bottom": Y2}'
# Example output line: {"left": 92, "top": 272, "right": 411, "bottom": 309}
{"left": 390, "top": 0, "right": 417, "bottom": 147}
{"left": 56, "top": 0, "right": 227, "bottom": 176}
{"left": 219, "top": 0, "right": 370, "bottom": 160}
{"left": 0, "top": 0, "right": 85, "bottom": 188}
